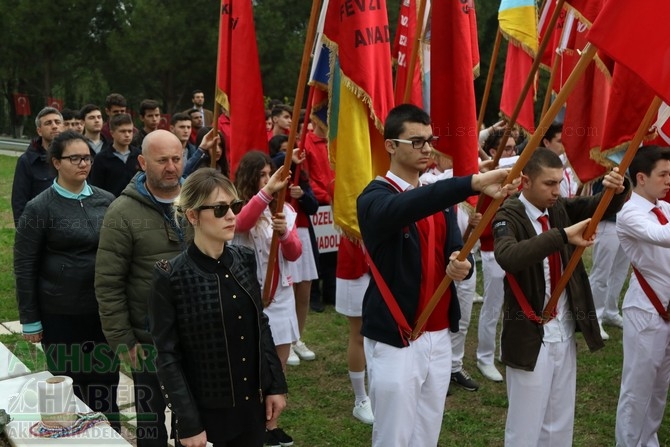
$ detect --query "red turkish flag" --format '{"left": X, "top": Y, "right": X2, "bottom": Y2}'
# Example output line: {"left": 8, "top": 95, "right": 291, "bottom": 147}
{"left": 13, "top": 93, "right": 31, "bottom": 116}
{"left": 47, "top": 97, "right": 63, "bottom": 111}
{"left": 158, "top": 114, "right": 171, "bottom": 131}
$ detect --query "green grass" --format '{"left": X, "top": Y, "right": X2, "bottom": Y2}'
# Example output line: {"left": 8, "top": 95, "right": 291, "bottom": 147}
{"left": 1, "top": 153, "right": 670, "bottom": 446}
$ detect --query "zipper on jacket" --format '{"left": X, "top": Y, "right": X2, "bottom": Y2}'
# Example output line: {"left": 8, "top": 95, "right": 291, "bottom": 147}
{"left": 215, "top": 274, "right": 236, "bottom": 407}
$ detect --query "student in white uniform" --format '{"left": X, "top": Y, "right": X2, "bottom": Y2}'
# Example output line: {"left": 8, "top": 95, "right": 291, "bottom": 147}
{"left": 615, "top": 145, "right": 670, "bottom": 447}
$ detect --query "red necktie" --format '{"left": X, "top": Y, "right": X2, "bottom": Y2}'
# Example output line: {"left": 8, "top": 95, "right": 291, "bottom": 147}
{"left": 652, "top": 207, "right": 669, "bottom": 225}
{"left": 538, "top": 215, "right": 562, "bottom": 293}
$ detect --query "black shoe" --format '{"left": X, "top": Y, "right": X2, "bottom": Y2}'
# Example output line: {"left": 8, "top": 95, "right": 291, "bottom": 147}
{"left": 266, "top": 428, "right": 294, "bottom": 447}
{"left": 310, "top": 298, "right": 325, "bottom": 313}
{"left": 451, "top": 369, "right": 480, "bottom": 391}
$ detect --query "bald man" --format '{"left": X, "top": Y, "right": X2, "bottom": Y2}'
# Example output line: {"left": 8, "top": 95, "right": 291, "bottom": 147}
{"left": 96, "top": 130, "right": 185, "bottom": 447}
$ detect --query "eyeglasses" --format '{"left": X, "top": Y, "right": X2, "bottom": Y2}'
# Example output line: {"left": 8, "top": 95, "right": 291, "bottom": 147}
{"left": 391, "top": 136, "right": 439, "bottom": 150}
{"left": 61, "top": 155, "right": 94, "bottom": 165}
{"left": 198, "top": 200, "right": 244, "bottom": 218}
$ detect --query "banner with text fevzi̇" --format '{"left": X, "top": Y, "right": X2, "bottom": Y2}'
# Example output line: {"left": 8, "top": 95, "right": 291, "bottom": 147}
{"left": 323, "top": 0, "right": 394, "bottom": 238}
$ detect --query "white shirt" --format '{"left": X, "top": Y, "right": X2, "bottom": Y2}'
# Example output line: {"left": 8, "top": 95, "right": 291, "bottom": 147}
{"left": 559, "top": 154, "right": 579, "bottom": 198}
{"left": 519, "top": 193, "right": 575, "bottom": 342}
{"left": 617, "top": 192, "right": 670, "bottom": 312}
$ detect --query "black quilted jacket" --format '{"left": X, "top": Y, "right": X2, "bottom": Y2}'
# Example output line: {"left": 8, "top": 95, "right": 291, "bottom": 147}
{"left": 149, "top": 244, "right": 287, "bottom": 438}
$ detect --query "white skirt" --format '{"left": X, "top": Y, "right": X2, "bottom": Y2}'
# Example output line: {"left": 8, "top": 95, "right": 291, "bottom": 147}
{"left": 335, "top": 273, "right": 371, "bottom": 317}
{"left": 263, "top": 283, "right": 300, "bottom": 345}
{"left": 289, "top": 227, "right": 319, "bottom": 283}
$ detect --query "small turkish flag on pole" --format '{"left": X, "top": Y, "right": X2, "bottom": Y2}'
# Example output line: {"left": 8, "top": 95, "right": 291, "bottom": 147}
{"left": 13, "top": 93, "right": 31, "bottom": 116}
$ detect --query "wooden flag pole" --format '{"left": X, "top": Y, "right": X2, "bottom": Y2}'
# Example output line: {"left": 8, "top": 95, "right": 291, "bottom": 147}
{"left": 291, "top": 85, "right": 316, "bottom": 188}
{"left": 211, "top": 1, "right": 232, "bottom": 169}
{"left": 541, "top": 95, "right": 662, "bottom": 320}
{"left": 541, "top": 52, "right": 562, "bottom": 119}
{"left": 402, "top": 0, "right": 428, "bottom": 103}
{"left": 411, "top": 43, "right": 597, "bottom": 339}
{"left": 461, "top": 0, "right": 566, "bottom": 242}
{"left": 262, "top": 0, "right": 323, "bottom": 306}
{"left": 476, "top": 29, "right": 502, "bottom": 136}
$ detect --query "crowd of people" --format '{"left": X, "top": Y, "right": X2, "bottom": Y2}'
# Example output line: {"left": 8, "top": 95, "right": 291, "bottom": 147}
{"left": 10, "top": 93, "right": 670, "bottom": 447}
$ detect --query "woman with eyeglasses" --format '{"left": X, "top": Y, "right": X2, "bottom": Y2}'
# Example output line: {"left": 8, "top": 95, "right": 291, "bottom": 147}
{"left": 14, "top": 130, "right": 120, "bottom": 429}
{"left": 149, "top": 168, "right": 287, "bottom": 447}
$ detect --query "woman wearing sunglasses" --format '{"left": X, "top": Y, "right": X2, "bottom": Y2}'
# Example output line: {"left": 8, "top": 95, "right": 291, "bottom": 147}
{"left": 149, "top": 168, "right": 287, "bottom": 447}
{"left": 14, "top": 130, "right": 120, "bottom": 429}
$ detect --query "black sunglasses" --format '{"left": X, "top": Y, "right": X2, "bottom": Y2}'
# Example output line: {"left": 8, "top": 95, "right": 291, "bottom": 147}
{"left": 198, "top": 200, "right": 244, "bottom": 218}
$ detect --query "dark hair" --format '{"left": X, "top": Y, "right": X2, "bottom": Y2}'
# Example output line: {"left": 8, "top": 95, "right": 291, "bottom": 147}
{"left": 271, "top": 104, "right": 292, "bottom": 118}
{"left": 542, "top": 122, "right": 563, "bottom": 144}
{"left": 483, "top": 129, "right": 508, "bottom": 156}
{"left": 61, "top": 108, "right": 76, "bottom": 121}
{"left": 110, "top": 113, "right": 133, "bottom": 131}
{"left": 139, "top": 99, "right": 160, "bottom": 116}
{"left": 194, "top": 127, "right": 230, "bottom": 177}
{"left": 171, "top": 112, "right": 191, "bottom": 126}
{"left": 629, "top": 145, "right": 670, "bottom": 187}
{"left": 269, "top": 135, "right": 289, "bottom": 157}
{"left": 49, "top": 130, "right": 90, "bottom": 164}
{"left": 192, "top": 89, "right": 204, "bottom": 97}
{"left": 235, "top": 150, "right": 275, "bottom": 204}
{"left": 383, "top": 104, "right": 431, "bottom": 140}
{"left": 105, "top": 93, "right": 127, "bottom": 109}
{"left": 79, "top": 104, "right": 101, "bottom": 118}
{"left": 187, "top": 108, "right": 202, "bottom": 118}
{"left": 522, "top": 147, "right": 564, "bottom": 179}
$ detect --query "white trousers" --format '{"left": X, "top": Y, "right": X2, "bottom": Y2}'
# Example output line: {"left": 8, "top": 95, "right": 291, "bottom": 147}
{"left": 505, "top": 339, "right": 577, "bottom": 447}
{"left": 452, "top": 269, "right": 476, "bottom": 371}
{"left": 588, "top": 220, "right": 629, "bottom": 321}
{"left": 365, "top": 329, "right": 452, "bottom": 447}
{"left": 615, "top": 308, "right": 670, "bottom": 447}
{"left": 477, "top": 250, "right": 505, "bottom": 365}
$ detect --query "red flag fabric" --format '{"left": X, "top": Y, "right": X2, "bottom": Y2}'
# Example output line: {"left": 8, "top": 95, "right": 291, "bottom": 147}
{"left": 393, "top": 0, "right": 423, "bottom": 107}
{"left": 47, "top": 97, "right": 63, "bottom": 111}
{"left": 561, "top": 29, "right": 609, "bottom": 183}
{"left": 216, "top": 0, "right": 267, "bottom": 178}
{"left": 323, "top": 0, "right": 395, "bottom": 237}
{"left": 430, "top": 0, "right": 479, "bottom": 179}
{"left": 597, "top": 64, "right": 656, "bottom": 158}
{"left": 564, "top": 0, "right": 603, "bottom": 26}
{"left": 587, "top": 0, "right": 670, "bottom": 105}
{"left": 158, "top": 114, "right": 171, "bottom": 131}
{"left": 324, "top": 0, "right": 394, "bottom": 131}
{"left": 500, "top": 43, "right": 535, "bottom": 133}
{"left": 13, "top": 93, "right": 31, "bottom": 116}
{"left": 538, "top": 0, "right": 567, "bottom": 70}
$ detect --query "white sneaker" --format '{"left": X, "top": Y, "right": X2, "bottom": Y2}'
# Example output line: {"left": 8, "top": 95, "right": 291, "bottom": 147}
{"left": 477, "top": 361, "right": 503, "bottom": 382}
{"left": 472, "top": 293, "right": 484, "bottom": 304}
{"left": 599, "top": 323, "right": 610, "bottom": 341}
{"left": 352, "top": 399, "right": 374, "bottom": 424}
{"left": 292, "top": 340, "right": 316, "bottom": 361}
{"left": 287, "top": 346, "right": 300, "bottom": 366}
{"left": 603, "top": 314, "right": 624, "bottom": 329}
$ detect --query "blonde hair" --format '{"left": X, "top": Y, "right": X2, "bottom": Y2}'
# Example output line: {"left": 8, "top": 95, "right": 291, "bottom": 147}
{"left": 174, "top": 168, "right": 238, "bottom": 230}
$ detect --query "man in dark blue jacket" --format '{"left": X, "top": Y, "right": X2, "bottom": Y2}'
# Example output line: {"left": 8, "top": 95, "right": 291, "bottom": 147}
{"left": 11, "top": 107, "right": 62, "bottom": 225}
{"left": 357, "top": 104, "right": 517, "bottom": 446}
